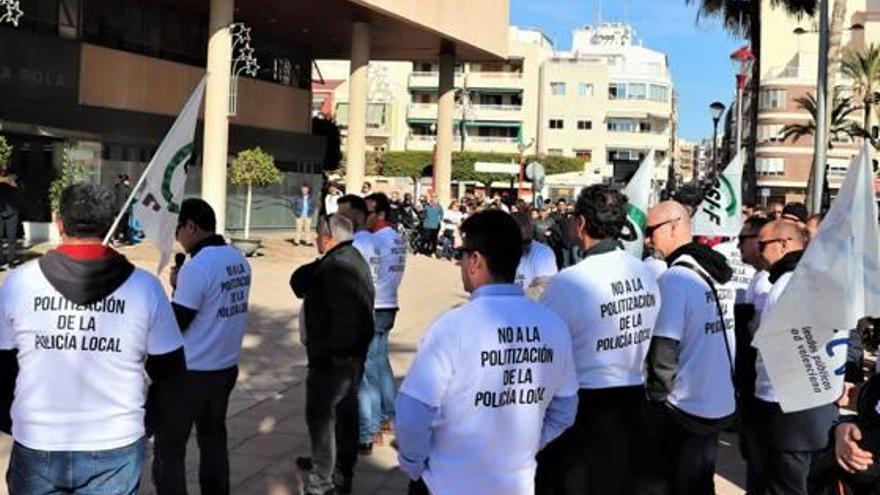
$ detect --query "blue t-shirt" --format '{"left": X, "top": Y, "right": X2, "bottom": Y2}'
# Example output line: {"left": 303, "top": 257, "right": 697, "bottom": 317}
{"left": 424, "top": 205, "right": 443, "bottom": 229}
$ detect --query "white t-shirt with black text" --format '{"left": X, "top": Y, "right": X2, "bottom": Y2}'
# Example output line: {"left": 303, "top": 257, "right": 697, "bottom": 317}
{"left": 400, "top": 284, "right": 578, "bottom": 495}
{"left": 0, "top": 262, "right": 183, "bottom": 451}
{"left": 745, "top": 270, "right": 772, "bottom": 335}
{"left": 370, "top": 226, "right": 407, "bottom": 309}
{"left": 653, "top": 255, "right": 737, "bottom": 419}
{"left": 353, "top": 230, "right": 379, "bottom": 281}
{"left": 540, "top": 248, "right": 661, "bottom": 389}
{"left": 754, "top": 272, "right": 792, "bottom": 403}
{"left": 515, "top": 241, "right": 558, "bottom": 290}
{"left": 713, "top": 241, "right": 756, "bottom": 304}
{"left": 174, "top": 245, "right": 252, "bottom": 371}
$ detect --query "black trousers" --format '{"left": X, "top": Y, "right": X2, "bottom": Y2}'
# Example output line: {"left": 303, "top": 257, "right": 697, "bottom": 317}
{"left": 304, "top": 363, "right": 361, "bottom": 493}
{"left": 423, "top": 228, "right": 439, "bottom": 256}
{"left": 0, "top": 212, "right": 17, "bottom": 265}
{"left": 743, "top": 426, "right": 821, "bottom": 495}
{"left": 535, "top": 386, "right": 649, "bottom": 495}
{"left": 408, "top": 478, "right": 430, "bottom": 495}
{"left": 152, "top": 366, "right": 238, "bottom": 495}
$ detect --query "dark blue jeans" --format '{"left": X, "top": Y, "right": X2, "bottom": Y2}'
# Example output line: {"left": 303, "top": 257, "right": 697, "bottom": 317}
{"left": 7, "top": 437, "right": 145, "bottom": 495}
{"left": 358, "top": 309, "right": 398, "bottom": 444}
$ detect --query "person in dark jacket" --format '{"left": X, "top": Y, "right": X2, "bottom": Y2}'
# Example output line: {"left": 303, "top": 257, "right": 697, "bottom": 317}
{"left": 291, "top": 214, "right": 375, "bottom": 495}
{"left": 745, "top": 220, "right": 851, "bottom": 495}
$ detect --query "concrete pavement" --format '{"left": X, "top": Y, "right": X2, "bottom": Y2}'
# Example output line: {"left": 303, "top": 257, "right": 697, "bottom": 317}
{"left": 0, "top": 237, "right": 746, "bottom": 494}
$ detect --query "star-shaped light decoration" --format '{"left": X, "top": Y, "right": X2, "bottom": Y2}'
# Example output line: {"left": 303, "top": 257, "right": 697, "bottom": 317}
{"left": 0, "top": 0, "right": 23, "bottom": 27}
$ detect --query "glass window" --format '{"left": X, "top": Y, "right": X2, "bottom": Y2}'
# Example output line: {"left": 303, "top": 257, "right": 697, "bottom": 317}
{"left": 575, "top": 149, "right": 592, "bottom": 162}
{"left": 577, "top": 120, "right": 592, "bottom": 130}
{"left": 649, "top": 84, "right": 668, "bottom": 102}
{"left": 607, "top": 119, "right": 637, "bottom": 133}
{"left": 548, "top": 149, "right": 564, "bottom": 156}
{"left": 756, "top": 157, "right": 785, "bottom": 174}
{"left": 578, "top": 83, "right": 594, "bottom": 97}
{"left": 608, "top": 83, "right": 626, "bottom": 100}
{"left": 548, "top": 119, "right": 564, "bottom": 129}
{"left": 759, "top": 89, "right": 787, "bottom": 110}
{"left": 629, "top": 83, "right": 647, "bottom": 100}
{"left": 550, "top": 82, "right": 566, "bottom": 96}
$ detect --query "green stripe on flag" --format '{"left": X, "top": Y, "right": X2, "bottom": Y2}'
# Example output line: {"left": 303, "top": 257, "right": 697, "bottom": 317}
{"left": 720, "top": 175, "right": 738, "bottom": 217}
{"left": 162, "top": 143, "right": 193, "bottom": 214}
{"left": 627, "top": 205, "right": 647, "bottom": 232}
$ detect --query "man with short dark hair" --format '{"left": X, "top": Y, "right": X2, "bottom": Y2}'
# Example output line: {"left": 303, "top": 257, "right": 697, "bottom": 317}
{"left": 0, "top": 184, "right": 185, "bottom": 494}
{"left": 396, "top": 209, "right": 577, "bottom": 495}
{"left": 768, "top": 200, "right": 785, "bottom": 220}
{"left": 153, "top": 198, "right": 252, "bottom": 495}
{"left": 512, "top": 211, "right": 557, "bottom": 294}
{"left": 292, "top": 214, "right": 374, "bottom": 495}
{"left": 358, "top": 192, "right": 407, "bottom": 450}
{"left": 536, "top": 185, "right": 661, "bottom": 495}
{"left": 294, "top": 184, "right": 316, "bottom": 246}
{"left": 781, "top": 202, "right": 808, "bottom": 228}
{"left": 422, "top": 196, "right": 443, "bottom": 257}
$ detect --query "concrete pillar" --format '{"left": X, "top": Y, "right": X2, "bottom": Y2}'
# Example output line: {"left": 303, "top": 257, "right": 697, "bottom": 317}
{"left": 435, "top": 51, "right": 455, "bottom": 206}
{"left": 201, "top": 0, "right": 233, "bottom": 234}
{"left": 346, "top": 22, "right": 370, "bottom": 195}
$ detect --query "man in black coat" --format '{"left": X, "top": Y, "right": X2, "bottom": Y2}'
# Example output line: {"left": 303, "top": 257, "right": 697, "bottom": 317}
{"left": 291, "top": 214, "right": 375, "bottom": 495}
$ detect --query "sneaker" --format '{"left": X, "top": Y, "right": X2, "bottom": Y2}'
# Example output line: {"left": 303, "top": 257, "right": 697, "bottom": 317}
{"left": 357, "top": 442, "right": 372, "bottom": 455}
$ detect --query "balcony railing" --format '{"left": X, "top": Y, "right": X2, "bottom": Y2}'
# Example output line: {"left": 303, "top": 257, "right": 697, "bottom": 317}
{"left": 468, "top": 136, "right": 519, "bottom": 143}
{"left": 409, "top": 135, "right": 437, "bottom": 142}
{"left": 471, "top": 104, "right": 522, "bottom": 112}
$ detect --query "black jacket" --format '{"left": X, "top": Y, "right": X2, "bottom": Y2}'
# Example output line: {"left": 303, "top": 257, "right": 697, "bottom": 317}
{"left": 751, "top": 250, "right": 839, "bottom": 452}
{"left": 291, "top": 241, "right": 375, "bottom": 368}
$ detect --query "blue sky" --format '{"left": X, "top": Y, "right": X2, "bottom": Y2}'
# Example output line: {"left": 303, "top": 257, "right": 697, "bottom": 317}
{"left": 511, "top": 0, "right": 745, "bottom": 141}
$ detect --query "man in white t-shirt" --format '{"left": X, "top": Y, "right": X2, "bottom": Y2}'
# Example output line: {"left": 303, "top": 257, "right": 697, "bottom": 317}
{"left": 337, "top": 194, "right": 377, "bottom": 279}
{"left": 537, "top": 185, "right": 661, "bottom": 495}
{"left": 644, "top": 200, "right": 736, "bottom": 495}
{"left": 0, "top": 184, "right": 185, "bottom": 494}
{"left": 358, "top": 192, "right": 407, "bottom": 450}
{"left": 512, "top": 211, "right": 557, "bottom": 296}
{"left": 153, "top": 198, "right": 252, "bottom": 495}
{"left": 396, "top": 210, "right": 578, "bottom": 495}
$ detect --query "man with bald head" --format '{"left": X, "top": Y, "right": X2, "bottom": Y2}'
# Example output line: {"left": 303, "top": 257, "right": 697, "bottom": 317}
{"left": 743, "top": 220, "right": 838, "bottom": 495}
{"left": 644, "top": 200, "right": 736, "bottom": 494}
{"left": 512, "top": 211, "right": 557, "bottom": 294}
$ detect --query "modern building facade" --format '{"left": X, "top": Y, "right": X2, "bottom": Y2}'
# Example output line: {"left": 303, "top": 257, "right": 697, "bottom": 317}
{"left": 745, "top": 0, "right": 880, "bottom": 203}
{"left": 316, "top": 22, "right": 676, "bottom": 188}
{"left": 0, "top": 0, "right": 509, "bottom": 235}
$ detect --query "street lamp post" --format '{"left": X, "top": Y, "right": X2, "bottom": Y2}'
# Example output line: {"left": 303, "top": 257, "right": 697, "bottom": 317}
{"left": 794, "top": 16, "right": 864, "bottom": 214}
{"left": 730, "top": 47, "right": 755, "bottom": 154}
{"left": 709, "top": 101, "right": 726, "bottom": 181}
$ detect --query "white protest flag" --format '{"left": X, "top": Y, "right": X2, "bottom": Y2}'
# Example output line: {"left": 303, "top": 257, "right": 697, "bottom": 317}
{"left": 622, "top": 151, "right": 655, "bottom": 258}
{"left": 692, "top": 151, "right": 745, "bottom": 236}
{"left": 753, "top": 146, "right": 880, "bottom": 412}
{"left": 104, "top": 77, "right": 206, "bottom": 274}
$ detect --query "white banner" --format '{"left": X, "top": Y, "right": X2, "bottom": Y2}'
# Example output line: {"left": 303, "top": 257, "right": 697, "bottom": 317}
{"left": 622, "top": 151, "right": 655, "bottom": 258}
{"left": 713, "top": 240, "right": 756, "bottom": 304}
{"left": 126, "top": 77, "right": 206, "bottom": 274}
{"left": 692, "top": 151, "right": 744, "bottom": 237}
{"left": 753, "top": 146, "right": 880, "bottom": 412}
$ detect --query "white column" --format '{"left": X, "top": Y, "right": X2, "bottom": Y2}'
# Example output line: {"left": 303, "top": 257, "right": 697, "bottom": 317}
{"left": 346, "top": 22, "right": 370, "bottom": 195}
{"left": 435, "top": 51, "right": 455, "bottom": 206}
{"left": 201, "top": 0, "right": 233, "bottom": 234}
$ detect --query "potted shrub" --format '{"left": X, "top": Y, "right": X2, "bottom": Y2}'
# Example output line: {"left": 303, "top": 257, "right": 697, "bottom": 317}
{"left": 229, "top": 147, "right": 282, "bottom": 256}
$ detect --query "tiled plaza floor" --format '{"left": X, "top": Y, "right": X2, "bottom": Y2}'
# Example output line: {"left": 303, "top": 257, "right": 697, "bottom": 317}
{"left": 0, "top": 236, "right": 745, "bottom": 494}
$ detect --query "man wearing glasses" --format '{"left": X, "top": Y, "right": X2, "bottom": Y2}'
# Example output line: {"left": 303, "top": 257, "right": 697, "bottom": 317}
{"left": 644, "top": 200, "right": 736, "bottom": 495}
{"left": 744, "top": 220, "right": 843, "bottom": 494}
{"left": 154, "top": 198, "right": 252, "bottom": 495}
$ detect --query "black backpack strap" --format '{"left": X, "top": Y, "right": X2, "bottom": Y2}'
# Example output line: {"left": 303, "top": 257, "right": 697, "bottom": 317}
{"left": 671, "top": 260, "right": 736, "bottom": 387}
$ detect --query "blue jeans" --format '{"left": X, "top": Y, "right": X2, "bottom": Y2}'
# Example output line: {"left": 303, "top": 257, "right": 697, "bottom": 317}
{"left": 358, "top": 309, "right": 398, "bottom": 444}
{"left": 7, "top": 437, "right": 145, "bottom": 495}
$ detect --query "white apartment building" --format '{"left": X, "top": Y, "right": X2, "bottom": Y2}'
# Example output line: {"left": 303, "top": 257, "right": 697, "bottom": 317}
{"left": 315, "top": 23, "right": 676, "bottom": 186}
{"left": 539, "top": 23, "right": 675, "bottom": 183}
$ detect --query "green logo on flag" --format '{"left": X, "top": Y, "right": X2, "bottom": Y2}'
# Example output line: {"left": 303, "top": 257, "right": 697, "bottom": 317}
{"left": 720, "top": 175, "right": 738, "bottom": 217}
{"left": 162, "top": 143, "right": 193, "bottom": 213}
{"left": 622, "top": 205, "right": 647, "bottom": 242}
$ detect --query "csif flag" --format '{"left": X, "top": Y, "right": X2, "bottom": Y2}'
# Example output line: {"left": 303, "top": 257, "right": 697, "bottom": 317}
{"left": 753, "top": 146, "right": 880, "bottom": 412}
{"left": 621, "top": 151, "right": 655, "bottom": 258}
{"left": 104, "top": 77, "right": 206, "bottom": 274}
{"left": 692, "top": 151, "right": 744, "bottom": 237}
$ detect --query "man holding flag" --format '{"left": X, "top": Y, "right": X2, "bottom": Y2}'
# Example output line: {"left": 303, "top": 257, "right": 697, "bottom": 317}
{"left": 752, "top": 146, "right": 880, "bottom": 494}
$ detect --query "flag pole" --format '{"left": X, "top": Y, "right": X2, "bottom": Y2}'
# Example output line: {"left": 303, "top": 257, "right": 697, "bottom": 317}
{"left": 101, "top": 76, "right": 207, "bottom": 247}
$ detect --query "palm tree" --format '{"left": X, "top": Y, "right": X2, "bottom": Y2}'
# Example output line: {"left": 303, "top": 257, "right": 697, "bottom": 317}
{"left": 685, "top": 0, "right": 818, "bottom": 204}
{"left": 779, "top": 91, "right": 866, "bottom": 147}
{"left": 842, "top": 44, "right": 880, "bottom": 141}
